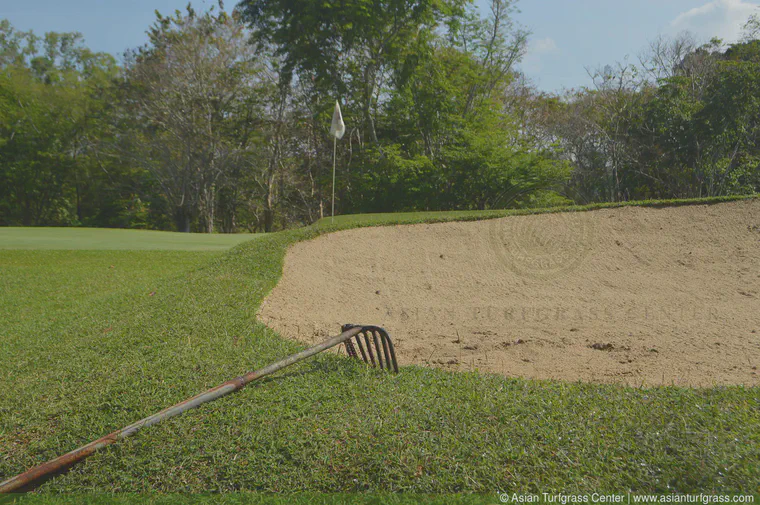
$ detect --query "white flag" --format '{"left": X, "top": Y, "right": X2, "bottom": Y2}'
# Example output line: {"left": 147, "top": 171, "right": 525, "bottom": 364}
{"left": 329, "top": 101, "right": 345, "bottom": 139}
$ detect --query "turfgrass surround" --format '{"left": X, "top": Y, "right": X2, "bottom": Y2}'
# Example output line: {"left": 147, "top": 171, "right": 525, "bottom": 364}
{"left": 0, "top": 195, "right": 758, "bottom": 496}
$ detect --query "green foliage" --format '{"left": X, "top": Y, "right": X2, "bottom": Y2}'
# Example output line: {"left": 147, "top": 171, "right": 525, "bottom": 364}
{"left": 240, "top": 0, "right": 463, "bottom": 89}
{"left": 341, "top": 29, "right": 568, "bottom": 214}
{"left": 0, "top": 65, "right": 73, "bottom": 225}
{"left": 122, "top": 5, "right": 267, "bottom": 233}
{"left": 0, "top": 22, "right": 122, "bottom": 227}
{"left": 346, "top": 146, "right": 440, "bottom": 212}
{"left": 635, "top": 44, "right": 760, "bottom": 197}
{"left": 547, "top": 37, "right": 760, "bottom": 202}
{"left": 2, "top": 7, "right": 760, "bottom": 230}
{"left": 239, "top": 0, "right": 556, "bottom": 218}
{"left": 116, "top": 195, "right": 151, "bottom": 229}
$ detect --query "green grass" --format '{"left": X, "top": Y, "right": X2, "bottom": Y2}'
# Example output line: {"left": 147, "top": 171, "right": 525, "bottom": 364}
{"left": 0, "top": 196, "right": 759, "bottom": 500}
{"left": 316, "top": 194, "right": 758, "bottom": 228}
{"left": 0, "top": 250, "right": 220, "bottom": 349}
{"left": 0, "top": 227, "right": 258, "bottom": 251}
{"left": 3, "top": 492, "right": 499, "bottom": 504}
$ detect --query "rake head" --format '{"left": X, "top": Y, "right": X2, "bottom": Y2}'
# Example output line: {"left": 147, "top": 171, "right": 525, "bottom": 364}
{"left": 341, "top": 324, "right": 399, "bottom": 373}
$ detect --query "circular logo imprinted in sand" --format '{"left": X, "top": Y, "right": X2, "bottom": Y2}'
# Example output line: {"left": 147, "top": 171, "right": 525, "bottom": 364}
{"left": 488, "top": 188, "right": 594, "bottom": 280}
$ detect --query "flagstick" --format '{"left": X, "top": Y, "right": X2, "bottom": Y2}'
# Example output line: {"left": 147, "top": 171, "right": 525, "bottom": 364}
{"left": 331, "top": 134, "right": 336, "bottom": 224}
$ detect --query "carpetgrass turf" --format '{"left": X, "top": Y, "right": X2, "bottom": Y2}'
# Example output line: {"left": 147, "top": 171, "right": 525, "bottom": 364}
{"left": 1, "top": 195, "right": 759, "bottom": 502}
{"left": 2, "top": 492, "right": 498, "bottom": 504}
{"left": 317, "top": 193, "right": 758, "bottom": 228}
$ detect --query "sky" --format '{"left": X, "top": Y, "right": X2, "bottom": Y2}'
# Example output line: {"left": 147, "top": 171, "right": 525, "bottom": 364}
{"left": 1, "top": 0, "right": 759, "bottom": 93}
{"left": 513, "top": 0, "right": 760, "bottom": 91}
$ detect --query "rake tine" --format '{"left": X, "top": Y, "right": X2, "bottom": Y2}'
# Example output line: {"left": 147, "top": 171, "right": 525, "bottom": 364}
{"left": 345, "top": 339, "right": 357, "bottom": 358}
{"left": 379, "top": 329, "right": 399, "bottom": 373}
{"left": 341, "top": 324, "right": 397, "bottom": 372}
{"left": 354, "top": 334, "right": 369, "bottom": 364}
{"left": 363, "top": 331, "right": 376, "bottom": 366}
{"left": 378, "top": 330, "right": 392, "bottom": 372}
{"left": 372, "top": 330, "right": 385, "bottom": 370}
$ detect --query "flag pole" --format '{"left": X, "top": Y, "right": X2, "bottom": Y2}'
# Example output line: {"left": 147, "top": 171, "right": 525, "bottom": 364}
{"left": 332, "top": 134, "right": 336, "bottom": 224}
{"left": 329, "top": 100, "right": 344, "bottom": 224}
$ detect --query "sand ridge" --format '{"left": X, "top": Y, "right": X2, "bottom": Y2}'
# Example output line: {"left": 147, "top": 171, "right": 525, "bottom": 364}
{"left": 259, "top": 200, "right": 760, "bottom": 386}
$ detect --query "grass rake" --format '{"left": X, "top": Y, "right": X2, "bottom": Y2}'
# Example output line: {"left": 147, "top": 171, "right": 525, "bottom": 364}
{"left": 0, "top": 324, "right": 398, "bottom": 494}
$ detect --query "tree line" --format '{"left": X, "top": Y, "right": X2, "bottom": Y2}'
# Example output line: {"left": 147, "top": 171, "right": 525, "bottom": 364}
{"left": 1, "top": 2, "right": 758, "bottom": 232}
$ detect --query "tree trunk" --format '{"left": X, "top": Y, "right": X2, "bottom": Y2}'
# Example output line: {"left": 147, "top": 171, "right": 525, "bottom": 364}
{"left": 74, "top": 170, "right": 82, "bottom": 223}
{"left": 175, "top": 207, "right": 191, "bottom": 233}
{"left": 364, "top": 63, "right": 379, "bottom": 144}
{"left": 219, "top": 191, "right": 237, "bottom": 233}
{"left": 204, "top": 187, "right": 215, "bottom": 234}
{"left": 22, "top": 195, "right": 32, "bottom": 226}
{"left": 263, "top": 209, "right": 274, "bottom": 233}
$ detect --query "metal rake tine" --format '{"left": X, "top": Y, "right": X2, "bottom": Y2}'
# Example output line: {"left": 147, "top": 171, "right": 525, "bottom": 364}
{"left": 379, "top": 329, "right": 399, "bottom": 373}
{"left": 378, "top": 329, "right": 392, "bottom": 372}
{"left": 362, "top": 331, "right": 376, "bottom": 366}
{"left": 340, "top": 324, "right": 397, "bottom": 372}
{"left": 345, "top": 339, "right": 357, "bottom": 358}
{"left": 372, "top": 330, "right": 385, "bottom": 369}
{"left": 354, "top": 334, "right": 369, "bottom": 364}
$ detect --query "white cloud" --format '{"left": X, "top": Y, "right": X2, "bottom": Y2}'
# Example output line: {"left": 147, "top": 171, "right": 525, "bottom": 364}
{"left": 520, "top": 37, "right": 559, "bottom": 75}
{"left": 670, "top": 0, "right": 759, "bottom": 42}
{"left": 530, "top": 37, "right": 559, "bottom": 55}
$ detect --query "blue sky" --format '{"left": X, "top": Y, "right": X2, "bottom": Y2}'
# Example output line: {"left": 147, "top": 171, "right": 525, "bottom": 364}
{"left": 513, "top": 0, "right": 759, "bottom": 91}
{"left": 2, "top": 0, "right": 758, "bottom": 93}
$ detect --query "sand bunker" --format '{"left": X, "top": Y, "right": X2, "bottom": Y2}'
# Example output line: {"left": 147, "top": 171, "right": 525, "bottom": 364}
{"left": 259, "top": 200, "right": 760, "bottom": 386}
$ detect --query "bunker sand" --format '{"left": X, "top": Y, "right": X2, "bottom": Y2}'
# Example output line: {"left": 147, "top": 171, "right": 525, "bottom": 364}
{"left": 259, "top": 200, "right": 760, "bottom": 386}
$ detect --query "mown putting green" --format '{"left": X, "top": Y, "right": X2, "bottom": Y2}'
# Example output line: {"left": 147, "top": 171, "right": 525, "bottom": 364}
{"left": 0, "top": 227, "right": 257, "bottom": 251}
